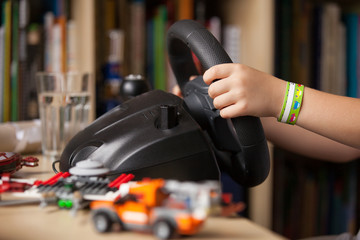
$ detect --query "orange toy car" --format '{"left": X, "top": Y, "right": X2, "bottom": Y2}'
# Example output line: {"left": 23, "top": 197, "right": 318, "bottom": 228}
{"left": 90, "top": 178, "right": 220, "bottom": 239}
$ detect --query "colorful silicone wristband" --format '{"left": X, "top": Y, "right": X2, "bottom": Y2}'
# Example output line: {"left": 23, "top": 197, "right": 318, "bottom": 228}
{"left": 278, "top": 82, "right": 304, "bottom": 125}
{"left": 287, "top": 84, "right": 304, "bottom": 125}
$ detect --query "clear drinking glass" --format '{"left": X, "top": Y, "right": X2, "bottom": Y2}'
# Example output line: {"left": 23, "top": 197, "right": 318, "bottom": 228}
{"left": 36, "top": 72, "right": 92, "bottom": 160}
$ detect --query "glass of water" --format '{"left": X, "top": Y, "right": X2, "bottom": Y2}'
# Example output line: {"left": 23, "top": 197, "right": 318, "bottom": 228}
{"left": 36, "top": 72, "right": 92, "bottom": 160}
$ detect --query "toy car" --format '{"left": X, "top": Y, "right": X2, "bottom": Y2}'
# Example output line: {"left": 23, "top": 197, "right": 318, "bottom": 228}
{"left": 90, "top": 178, "right": 220, "bottom": 240}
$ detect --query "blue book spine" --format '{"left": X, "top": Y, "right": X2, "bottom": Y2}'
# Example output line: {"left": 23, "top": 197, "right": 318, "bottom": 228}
{"left": 344, "top": 13, "right": 358, "bottom": 98}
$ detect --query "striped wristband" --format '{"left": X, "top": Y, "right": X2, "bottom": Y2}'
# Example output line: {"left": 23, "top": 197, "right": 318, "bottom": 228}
{"left": 278, "top": 82, "right": 304, "bottom": 125}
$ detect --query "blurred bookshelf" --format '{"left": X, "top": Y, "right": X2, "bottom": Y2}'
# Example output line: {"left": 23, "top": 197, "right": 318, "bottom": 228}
{"left": 273, "top": 0, "right": 360, "bottom": 238}
{"left": 0, "top": 0, "right": 95, "bottom": 122}
{"left": 273, "top": 147, "right": 359, "bottom": 239}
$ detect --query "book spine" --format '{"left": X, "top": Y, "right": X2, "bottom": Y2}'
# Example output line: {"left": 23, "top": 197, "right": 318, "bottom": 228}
{"left": 319, "top": 3, "right": 342, "bottom": 95}
{"left": 130, "top": 0, "right": 145, "bottom": 75}
{"left": 57, "top": 15, "right": 67, "bottom": 73}
{"left": 153, "top": 5, "right": 167, "bottom": 91}
{"left": 18, "top": 0, "right": 29, "bottom": 120}
{"left": 146, "top": 18, "right": 154, "bottom": 88}
{"left": 178, "top": 0, "right": 194, "bottom": 20}
{"left": 310, "top": 5, "right": 323, "bottom": 90}
{"left": 44, "top": 11, "right": 54, "bottom": 72}
{"left": 3, "top": 0, "right": 11, "bottom": 122}
{"left": 66, "top": 20, "right": 77, "bottom": 72}
{"left": 278, "top": 0, "right": 292, "bottom": 82}
{"left": 0, "top": 26, "right": 4, "bottom": 122}
{"left": 54, "top": 0, "right": 67, "bottom": 73}
{"left": 223, "top": 25, "right": 241, "bottom": 63}
{"left": 336, "top": 22, "right": 347, "bottom": 96}
{"left": 51, "top": 23, "right": 62, "bottom": 73}
{"left": 11, "top": 0, "right": 19, "bottom": 121}
{"left": 344, "top": 13, "right": 359, "bottom": 98}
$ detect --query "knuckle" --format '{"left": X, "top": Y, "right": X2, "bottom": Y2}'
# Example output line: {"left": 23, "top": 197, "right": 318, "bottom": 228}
{"left": 231, "top": 88, "right": 245, "bottom": 98}
{"left": 238, "top": 102, "right": 249, "bottom": 114}
{"left": 234, "top": 64, "right": 245, "bottom": 72}
{"left": 233, "top": 88, "right": 242, "bottom": 97}
{"left": 210, "top": 65, "right": 220, "bottom": 76}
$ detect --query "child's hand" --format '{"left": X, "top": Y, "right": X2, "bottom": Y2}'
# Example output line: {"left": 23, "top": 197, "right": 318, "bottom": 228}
{"left": 172, "top": 84, "right": 182, "bottom": 97}
{"left": 203, "top": 63, "right": 286, "bottom": 119}
{"left": 171, "top": 75, "right": 198, "bottom": 98}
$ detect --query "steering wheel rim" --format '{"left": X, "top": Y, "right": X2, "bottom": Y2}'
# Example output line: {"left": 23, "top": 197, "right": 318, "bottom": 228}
{"left": 167, "top": 19, "right": 270, "bottom": 187}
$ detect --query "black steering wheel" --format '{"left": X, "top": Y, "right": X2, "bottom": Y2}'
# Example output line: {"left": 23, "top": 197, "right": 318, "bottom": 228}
{"left": 167, "top": 19, "right": 270, "bottom": 187}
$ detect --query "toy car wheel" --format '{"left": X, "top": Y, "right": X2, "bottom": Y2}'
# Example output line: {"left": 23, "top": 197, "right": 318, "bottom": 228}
{"left": 93, "top": 212, "right": 113, "bottom": 233}
{"left": 153, "top": 220, "right": 175, "bottom": 240}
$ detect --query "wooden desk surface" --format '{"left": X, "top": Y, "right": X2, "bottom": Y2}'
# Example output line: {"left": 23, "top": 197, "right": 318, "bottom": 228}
{"left": 0, "top": 156, "right": 286, "bottom": 240}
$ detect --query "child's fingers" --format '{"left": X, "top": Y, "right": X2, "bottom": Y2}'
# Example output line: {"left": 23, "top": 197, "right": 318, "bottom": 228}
{"left": 213, "top": 90, "right": 244, "bottom": 113}
{"left": 219, "top": 104, "right": 245, "bottom": 119}
{"left": 171, "top": 76, "right": 199, "bottom": 98}
{"left": 189, "top": 75, "right": 197, "bottom": 81}
{"left": 208, "top": 79, "right": 230, "bottom": 98}
{"left": 213, "top": 93, "right": 233, "bottom": 110}
{"left": 203, "top": 63, "right": 235, "bottom": 85}
{"left": 172, "top": 85, "right": 182, "bottom": 97}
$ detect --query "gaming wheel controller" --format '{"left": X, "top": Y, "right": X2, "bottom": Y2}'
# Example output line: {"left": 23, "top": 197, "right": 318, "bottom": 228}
{"left": 167, "top": 19, "right": 270, "bottom": 187}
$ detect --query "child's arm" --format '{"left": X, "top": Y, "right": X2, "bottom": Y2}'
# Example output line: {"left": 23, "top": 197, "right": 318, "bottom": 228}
{"left": 203, "top": 63, "right": 360, "bottom": 150}
{"left": 261, "top": 117, "right": 360, "bottom": 162}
